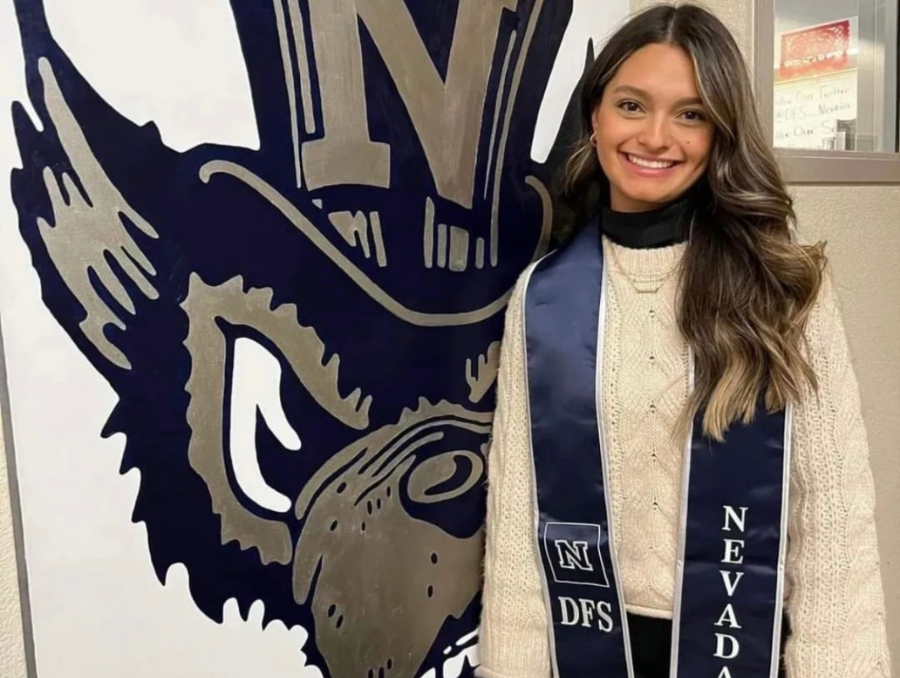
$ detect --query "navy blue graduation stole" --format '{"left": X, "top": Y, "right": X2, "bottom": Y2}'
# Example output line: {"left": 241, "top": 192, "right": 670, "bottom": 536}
{"left": 522, "top": 219, "right": 791, "bottom": 678}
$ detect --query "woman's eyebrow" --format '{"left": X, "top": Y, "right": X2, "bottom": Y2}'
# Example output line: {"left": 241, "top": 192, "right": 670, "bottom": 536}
{"left": 611, "top": 84, "right": 703, "bottom": 107}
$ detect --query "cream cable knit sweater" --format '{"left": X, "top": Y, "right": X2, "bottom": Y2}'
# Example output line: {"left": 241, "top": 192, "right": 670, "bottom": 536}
{"left": 478, "top": 237, "right": 891, "bottom": 678}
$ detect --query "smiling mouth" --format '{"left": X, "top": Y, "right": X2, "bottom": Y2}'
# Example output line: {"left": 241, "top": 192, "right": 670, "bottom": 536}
{"left": 622, "top": 153, "right": 681, "bottom": 171}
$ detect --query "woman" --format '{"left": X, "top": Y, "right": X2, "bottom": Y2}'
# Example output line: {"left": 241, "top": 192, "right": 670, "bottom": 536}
{"left": 477, "top": 4, "right": 891, "bottom": 678}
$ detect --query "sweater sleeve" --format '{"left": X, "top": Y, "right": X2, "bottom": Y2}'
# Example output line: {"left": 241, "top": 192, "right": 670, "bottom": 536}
{"left": 476, "top": 275, "right": 552, "bottom": 678}
{"left": 783, "top": 272, "right": 892, "bottom": 677}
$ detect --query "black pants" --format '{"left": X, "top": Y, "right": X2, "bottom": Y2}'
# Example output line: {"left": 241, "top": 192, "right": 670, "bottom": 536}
{"left": 627, "top": 613, "right": 790, "bottom": 678}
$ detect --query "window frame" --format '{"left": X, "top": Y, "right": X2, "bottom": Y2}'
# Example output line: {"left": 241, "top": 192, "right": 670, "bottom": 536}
{"left": 754, "top": 0, "right": 900, "bottom": 183}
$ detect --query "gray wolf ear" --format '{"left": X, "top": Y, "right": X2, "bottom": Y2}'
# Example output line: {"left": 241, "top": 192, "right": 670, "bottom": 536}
{"left": 13, "top": 57, "right": 160, "bottom": 371}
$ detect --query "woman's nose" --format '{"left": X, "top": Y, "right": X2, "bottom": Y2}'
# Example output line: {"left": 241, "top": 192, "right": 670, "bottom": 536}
{"left": 636, "top": 117, "right": 671, "bottom": 152}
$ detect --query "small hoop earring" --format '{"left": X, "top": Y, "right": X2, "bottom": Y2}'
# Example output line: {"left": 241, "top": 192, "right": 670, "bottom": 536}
{"left": 589, "top": 132, "right": 597, "bottom": 147}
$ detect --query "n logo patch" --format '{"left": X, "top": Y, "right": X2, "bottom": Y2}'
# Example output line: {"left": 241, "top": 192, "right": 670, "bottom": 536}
{"left": 543, "top": 523, "right": 610, "bottom": 587}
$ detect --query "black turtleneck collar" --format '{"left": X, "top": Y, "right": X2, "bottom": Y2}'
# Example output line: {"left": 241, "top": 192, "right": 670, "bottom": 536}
{"left": 600, "top": 197, "right": 693, "bottom": 249}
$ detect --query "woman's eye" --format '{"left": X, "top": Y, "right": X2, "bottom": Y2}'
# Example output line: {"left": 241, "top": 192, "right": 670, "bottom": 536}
{"left": 618, "top": 100, "right": 642, "bottom": 113}
{"left": 682, "top": 110, "right": 706, "bottom": 122}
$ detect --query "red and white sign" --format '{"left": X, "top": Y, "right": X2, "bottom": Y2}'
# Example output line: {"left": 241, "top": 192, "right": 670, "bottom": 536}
{"left": 779, "top": 19, "right": 852, "bottom": 81}
{"left": 773, "top": 17, "right": 859, "bottom": 150}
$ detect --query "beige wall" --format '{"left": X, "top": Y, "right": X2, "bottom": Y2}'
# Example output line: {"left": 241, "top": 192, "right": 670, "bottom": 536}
{"left": 0, "top": 411, "right": 27, "bottom": 678}
{"left": 0, "top": 2, "right": 897, "bottom": 677}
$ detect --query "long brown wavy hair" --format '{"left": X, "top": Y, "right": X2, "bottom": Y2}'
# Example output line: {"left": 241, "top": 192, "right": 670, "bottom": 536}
{"left": 559, "top": 3, "right": 826, "bottom": 440}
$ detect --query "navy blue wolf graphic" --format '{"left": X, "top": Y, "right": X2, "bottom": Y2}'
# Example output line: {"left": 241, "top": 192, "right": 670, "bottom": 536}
{"left": 9, "top": 1, "right": 581, "bottom": 676}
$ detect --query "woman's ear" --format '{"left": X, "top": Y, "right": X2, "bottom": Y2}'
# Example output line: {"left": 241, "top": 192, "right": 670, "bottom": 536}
{"left": 590, "top": 104, "right": 602, "bottom": 139}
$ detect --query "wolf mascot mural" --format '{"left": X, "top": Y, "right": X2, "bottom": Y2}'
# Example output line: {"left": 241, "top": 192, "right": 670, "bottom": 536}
{"left": 9, "top": 1, "right": 590, "bottom": 677}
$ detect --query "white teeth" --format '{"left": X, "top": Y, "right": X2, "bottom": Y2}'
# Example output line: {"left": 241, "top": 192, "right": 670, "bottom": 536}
{"left": 443, "top": 643, "right": 479, "bottom": 678}
{"left": 628, "top": 154, "right": 675, "bottom": 169}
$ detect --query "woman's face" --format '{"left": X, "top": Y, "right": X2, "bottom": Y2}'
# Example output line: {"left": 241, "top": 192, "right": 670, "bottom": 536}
{"left": 592, "top": 43, "right": 714, "bottom": 213}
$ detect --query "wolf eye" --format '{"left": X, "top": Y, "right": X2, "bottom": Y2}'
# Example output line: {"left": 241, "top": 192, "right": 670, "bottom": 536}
{"left": 229, "top": 337, "right": 302, "bottom": 513}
